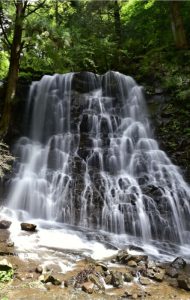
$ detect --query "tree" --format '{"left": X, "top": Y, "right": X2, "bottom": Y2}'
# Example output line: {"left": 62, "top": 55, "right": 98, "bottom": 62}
{"left": 0, "top": 0, "right": 46, "bottom": 137}
{"left": 170, "top": 0, "right": 188, "bottom": 50}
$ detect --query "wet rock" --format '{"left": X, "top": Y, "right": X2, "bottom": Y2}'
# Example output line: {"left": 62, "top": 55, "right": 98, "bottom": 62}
{"left": 64, "top": 278, "right": 75, "bottom": 287}
{"left": 127, "top": 260, "right": 137, "bottom": 268}
{"left": 82, "top": 281, "right": 94, "bottom": 294}
{"left": 6, "top": 241, "right": 14, "bottom": 247}
{"left": 111, "top": 271, "right": 124, "bottom": 288}
{"left": 147, "top": 267, "right": 165, "bottom": 282}
{"left": 95, "top": 261, "right": 108, "bottom": 271}
{"left": 139, "top": 276, "right": 151, "bottom": 285}
{"left": 171, "top": 257, "right": 186, "bottom": 269}
{"left": 20, "top": 222, "right": 37, "bottom": 232}
{"left": 0, "top": 220, "right": 11, "bottom": 229}
{"left": 147, "top": 260, "right": 156, "bottom": 269}
{"left": 104, "top": 274, "right": 112, "bottom": 284}
{"left": 116, "top": 250, "right": 129, "bottom": 262}
{"left": 35, "top": 266, "right": 43, "bottom": 274}
{"left": 39, "top": 273, "right": 61, "bottom": 285}
{"left": 166, "top": 267, "right": 178, "bottom": 278}
{"left": 177, "top": 275, "right": 190, "bottom": 291}
{"left": 88, "top": 273, "right": 105, "bottom": 290}
{"left": 74, "top": 265, "right": 95, "bottom": 286}
{"left": 130, "top": 255, "right": 148, "bottom": 263}
{"left": 128, "top": 245, "right": 144, "bottom": 252}
{"left": 123, "top": 271, "right": 133, "bottom": 282}
{"left": 117, "top": 251, "right": 147, "bottom": 265}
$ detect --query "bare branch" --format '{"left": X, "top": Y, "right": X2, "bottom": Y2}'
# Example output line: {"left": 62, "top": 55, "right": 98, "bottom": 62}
{"left": 24, "top": 0, "right": 46, "bottom": 18}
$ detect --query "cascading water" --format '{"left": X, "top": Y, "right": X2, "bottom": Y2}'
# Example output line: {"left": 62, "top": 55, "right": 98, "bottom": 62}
{"left": 5, "top": 71, "right": 190, "bottom": 251}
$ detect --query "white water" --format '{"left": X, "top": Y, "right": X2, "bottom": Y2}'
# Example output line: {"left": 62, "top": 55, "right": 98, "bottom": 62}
{"left": 2, "top": 71, "right": 190, "bottom": 259}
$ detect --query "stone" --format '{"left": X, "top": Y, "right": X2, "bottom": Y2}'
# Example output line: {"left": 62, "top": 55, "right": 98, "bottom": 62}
{"left": 166, "top": 267, "right": 178, "bottom": 278}
{"left": 171, "top": 257, "right": 186, "bottom": 269}
{"left": 95, "top": 261, "right": 108, "bottom": 271}
{"left": 127, "top": 260, "right": 137, "bottom": 268}
{"left": 104, "top": 274, "right": 112, "bottom": 284}
{"left": 81, "top": 281, "right": 94, "bottom": 294}
{"left": 147, "top": 267, "right": 165, "bottom": 282}
{"left": 139, "top": 276, "right": 151, "bottom": 285}
{"left": 20, "top": 222, "right": 37, "bottom": 232}
{"left": 0, "top": 258, "right": 13, "bottom": 270}
{"left": 0, "top": 220, "right": 11, "bottom": 229}
{"left": 123, "top": 272, "right": 133, "bottom": 282}
{"left": 39, "top": 273, "right": 61, "bottom": 285}
{"left": 177, "top": 275, "right": 190, "bottom": 291}
{"left": 35, "top": 266, "right": 43, "bottom": 274}
{"left": 6, "top": 241, "right": 14, "bottom": 247}
{"left": 117, "top": 250, "right": 129, "bottom": 262}
{"left": 88, "top": 274, "right": 105, "bottom": 290}
{"left": 111, "top": 271, "right": 124, "bottom": 288}
{"left": 147, "top": 260, "right": 156, "bottom": 269}
{"left": 128, "top": 245, "right": 144, "bottom": 252}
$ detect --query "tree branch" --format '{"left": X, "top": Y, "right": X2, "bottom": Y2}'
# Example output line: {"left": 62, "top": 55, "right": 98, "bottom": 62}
{"left": 0, "top": 2, "right": 11, "bottom": 48}
{"left": 24, "top": 0, "right": 46, "bottom": 18}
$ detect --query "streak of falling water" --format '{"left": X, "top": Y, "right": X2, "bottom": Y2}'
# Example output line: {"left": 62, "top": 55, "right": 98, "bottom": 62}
{"left": 7, "top": 71, "right": 190, "bottom": 247}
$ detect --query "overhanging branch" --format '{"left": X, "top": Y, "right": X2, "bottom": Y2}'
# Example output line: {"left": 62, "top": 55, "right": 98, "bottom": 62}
{"left": 24, "top": 0, "right": 46, "bottom": 18}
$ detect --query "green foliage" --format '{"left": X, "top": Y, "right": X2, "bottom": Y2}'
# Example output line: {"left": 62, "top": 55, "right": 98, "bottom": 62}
{"left": 0, "top": 52, "right": 9, "bottom": 80}
{"left": 0, "top": 268, "right": 13, "bottom": 283}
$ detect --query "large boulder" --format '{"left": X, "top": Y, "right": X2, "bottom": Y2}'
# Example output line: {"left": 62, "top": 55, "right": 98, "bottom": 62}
{"left": 170, "top": 257, "right": 186, "bottom": 269}
{"left": 0, "top": 220, "right": 12, "bottom": 229}
{"left": 20, "top": 223, "right": 37, "bottom": 232}
{"left": 177, "top": 275, "right": 190, "bottom": 291}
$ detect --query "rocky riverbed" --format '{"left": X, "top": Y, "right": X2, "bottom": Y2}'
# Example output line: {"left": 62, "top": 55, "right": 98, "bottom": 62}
{"left": 1, "top": 223, "right": 190, "bottom": 300}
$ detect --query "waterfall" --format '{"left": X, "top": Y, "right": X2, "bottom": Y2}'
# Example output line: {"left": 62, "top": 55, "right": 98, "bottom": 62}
{"left": 7, "top": 71, "right": 190, "bottom": 246}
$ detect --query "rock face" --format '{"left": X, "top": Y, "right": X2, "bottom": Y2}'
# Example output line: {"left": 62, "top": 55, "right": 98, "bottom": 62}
{"left": 5, "top": 71, "right": 190, "bottom": 250}
{"left": 20, "top": 223, "right": 37, "bottom": 232}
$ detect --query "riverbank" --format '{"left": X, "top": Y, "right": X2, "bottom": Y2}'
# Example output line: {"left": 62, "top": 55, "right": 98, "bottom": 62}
{"left": 1, "top": 224, "right": 190, "bottom": 300}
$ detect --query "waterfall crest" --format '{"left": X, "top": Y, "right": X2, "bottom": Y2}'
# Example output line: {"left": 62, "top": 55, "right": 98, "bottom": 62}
{"left": 7, "top": 71, "right": 190, "bottom": 245}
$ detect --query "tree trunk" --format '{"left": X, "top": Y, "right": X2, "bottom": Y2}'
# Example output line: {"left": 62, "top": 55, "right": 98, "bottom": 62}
{"left": 170, "top": 1, "right": 188, "bottom": 49}
{"left": 0, "top": 1, "right": 25, "bottom": 136}
{"left": 113, "top": 0, "right": 122, "bottom": 67}
{"left": 114, "top": 0, "right": 122, "bottom": 48}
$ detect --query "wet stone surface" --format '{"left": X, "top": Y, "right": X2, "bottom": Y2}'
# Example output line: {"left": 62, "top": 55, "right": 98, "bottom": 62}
{"left": 0, "top": 229, "right": 190, "bottom": 299}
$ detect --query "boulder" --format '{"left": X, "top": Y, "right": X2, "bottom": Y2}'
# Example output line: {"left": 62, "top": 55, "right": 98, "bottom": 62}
{"left": 104, "top": 274, "right": 112, "bottom": 285}
{"left": 166, "top": 267, "right": 178, "bottom": 278}
{"left": 39, "top": 273, "right": 61, "bottom": 285}
{"left": 123, "top": 272, "right": 133, "bottom": 282}
{"left": 147, "top": 260, "right": 156, "bottom": 270}
{"left": 147, "top": 267, "right": 165, "bottom": 282}
{"left": 0, "top": 220, "right": 11, "bottom": 229}
{"left": 177, "top": 275, "right": 190, "bottom": 291}
{"left": 95, "top": 261, "right": 108, "bottom": 271}
{"left": 82, "top": 281, "right": 94, "bottom": 294}
{"left": 127, "top": 260, "right": 137, "bottom": 268}
{"left": 20, "top": 223, "right": 37, "bottom": 232}
{"left": 35, "top": 266, "right": 43, "bottom": 274}
{"left": 139, "top": 276, "right": 151, "bottom": 285}
{"left": 171, "top": 257, "right": 186, "bottom": 269}
{"left": 88, "top": 274, "right": 105, "bottom": 290}
{"left": 111, "top": 271, "right": 124, "bottom": 288}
